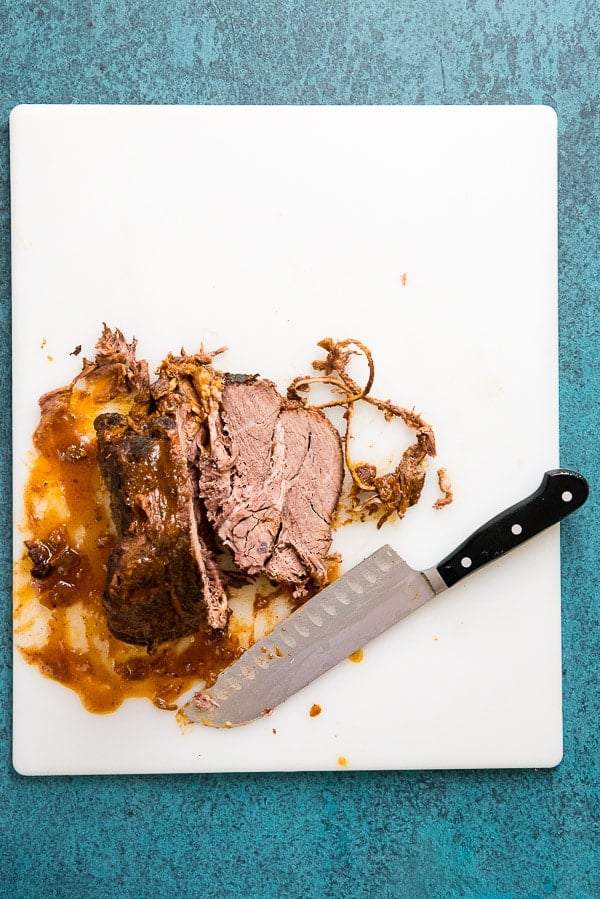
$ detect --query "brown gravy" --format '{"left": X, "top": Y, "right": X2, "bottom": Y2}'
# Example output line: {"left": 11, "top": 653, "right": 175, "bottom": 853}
{"left": 14, "top": 371, "right": 244, "bottom": 714}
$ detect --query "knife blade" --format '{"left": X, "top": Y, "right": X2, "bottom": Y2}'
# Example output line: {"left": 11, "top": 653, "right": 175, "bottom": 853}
{"left": 183, "top": 468, "right": 588, "bottom": 727}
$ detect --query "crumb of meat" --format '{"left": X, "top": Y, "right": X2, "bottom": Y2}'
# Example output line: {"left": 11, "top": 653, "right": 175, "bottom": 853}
{"left": 433, "top": 467, "right": 454, "bottom": 509}
{"left": 192, "top": 690, "right": 220, "bottom": 710}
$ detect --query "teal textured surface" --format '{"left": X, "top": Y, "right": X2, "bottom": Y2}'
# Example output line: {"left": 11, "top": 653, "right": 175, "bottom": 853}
{"left": 1, "top": 2, "right": 598, "bottom": 897}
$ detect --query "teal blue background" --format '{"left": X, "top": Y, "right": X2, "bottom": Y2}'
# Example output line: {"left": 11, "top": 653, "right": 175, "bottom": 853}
{"left": 1, "top": 2, "right": 598, "bottom": 897}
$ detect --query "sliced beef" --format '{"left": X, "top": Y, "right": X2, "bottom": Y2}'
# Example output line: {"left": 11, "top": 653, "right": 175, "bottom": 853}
{"left": 94, "top": 411, "right": 228, "bottom": 648}
{"left": 198, "top": 379, "right": 344, "bottom": 590}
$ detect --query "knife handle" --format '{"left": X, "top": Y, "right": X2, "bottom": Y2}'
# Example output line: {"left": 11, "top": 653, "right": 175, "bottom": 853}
{"left": 435, "top": 469, "right": 589, "bottom": 588}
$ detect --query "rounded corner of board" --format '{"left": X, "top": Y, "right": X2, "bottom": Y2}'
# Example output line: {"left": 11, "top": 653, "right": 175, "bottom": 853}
{"left": 536, "top": 104, "right": 558, "bottom": 134}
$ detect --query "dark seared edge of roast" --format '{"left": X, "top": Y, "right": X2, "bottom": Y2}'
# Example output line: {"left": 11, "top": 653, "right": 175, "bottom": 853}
{"left": 198, "top": 380, "right": 344, "bottom": 589}
{"left": 222, "top": 372, "right": 259, "bottom": 385}
{"left": 94, "top": 412, "right": 228, "bottom": 648}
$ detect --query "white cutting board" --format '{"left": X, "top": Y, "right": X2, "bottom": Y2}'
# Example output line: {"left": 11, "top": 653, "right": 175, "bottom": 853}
{"left": 11, "top": 105, "right": 560, "bottom": 774}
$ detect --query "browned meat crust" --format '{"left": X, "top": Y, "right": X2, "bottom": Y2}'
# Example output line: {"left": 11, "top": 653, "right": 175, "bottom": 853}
{"left": 95, "top": 412, "right": 228, "bottom": 648}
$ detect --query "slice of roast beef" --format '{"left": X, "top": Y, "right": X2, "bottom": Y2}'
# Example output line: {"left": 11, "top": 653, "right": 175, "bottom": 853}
{"left": 198, "top": 378, "right": 344, "bottom": 590}
{"left": 94, "top": 411, "right": 228, "bottom": 648}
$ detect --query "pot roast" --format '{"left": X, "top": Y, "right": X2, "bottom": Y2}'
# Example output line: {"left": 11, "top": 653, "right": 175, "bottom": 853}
{"left": 90, "top": 338, "right": 343, "bottom": 646}
{"left": 22, "top": 326, "right": 445, "bottom": 711}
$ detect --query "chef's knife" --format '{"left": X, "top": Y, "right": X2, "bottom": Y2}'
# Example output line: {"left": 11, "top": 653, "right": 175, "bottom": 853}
{"left": 184, "top": 469, "right": 588, "bottom": 727}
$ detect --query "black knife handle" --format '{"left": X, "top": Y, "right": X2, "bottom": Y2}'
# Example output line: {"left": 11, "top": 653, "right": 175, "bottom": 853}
{"left": 436, "top": 469, "right": 589, "bottom": 588}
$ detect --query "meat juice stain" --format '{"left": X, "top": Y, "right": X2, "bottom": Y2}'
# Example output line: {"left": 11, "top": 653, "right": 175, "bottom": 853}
{"left": 15, "top": 371, "right": 242, "bottom": 715}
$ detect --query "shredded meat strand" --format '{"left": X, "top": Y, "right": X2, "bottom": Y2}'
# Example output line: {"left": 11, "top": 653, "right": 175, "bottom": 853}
{"left": 433, "top": 467, "right": 454, "bottom": 509}
{"left": 287, "top": 337, "right": 451, "bottom": 526}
